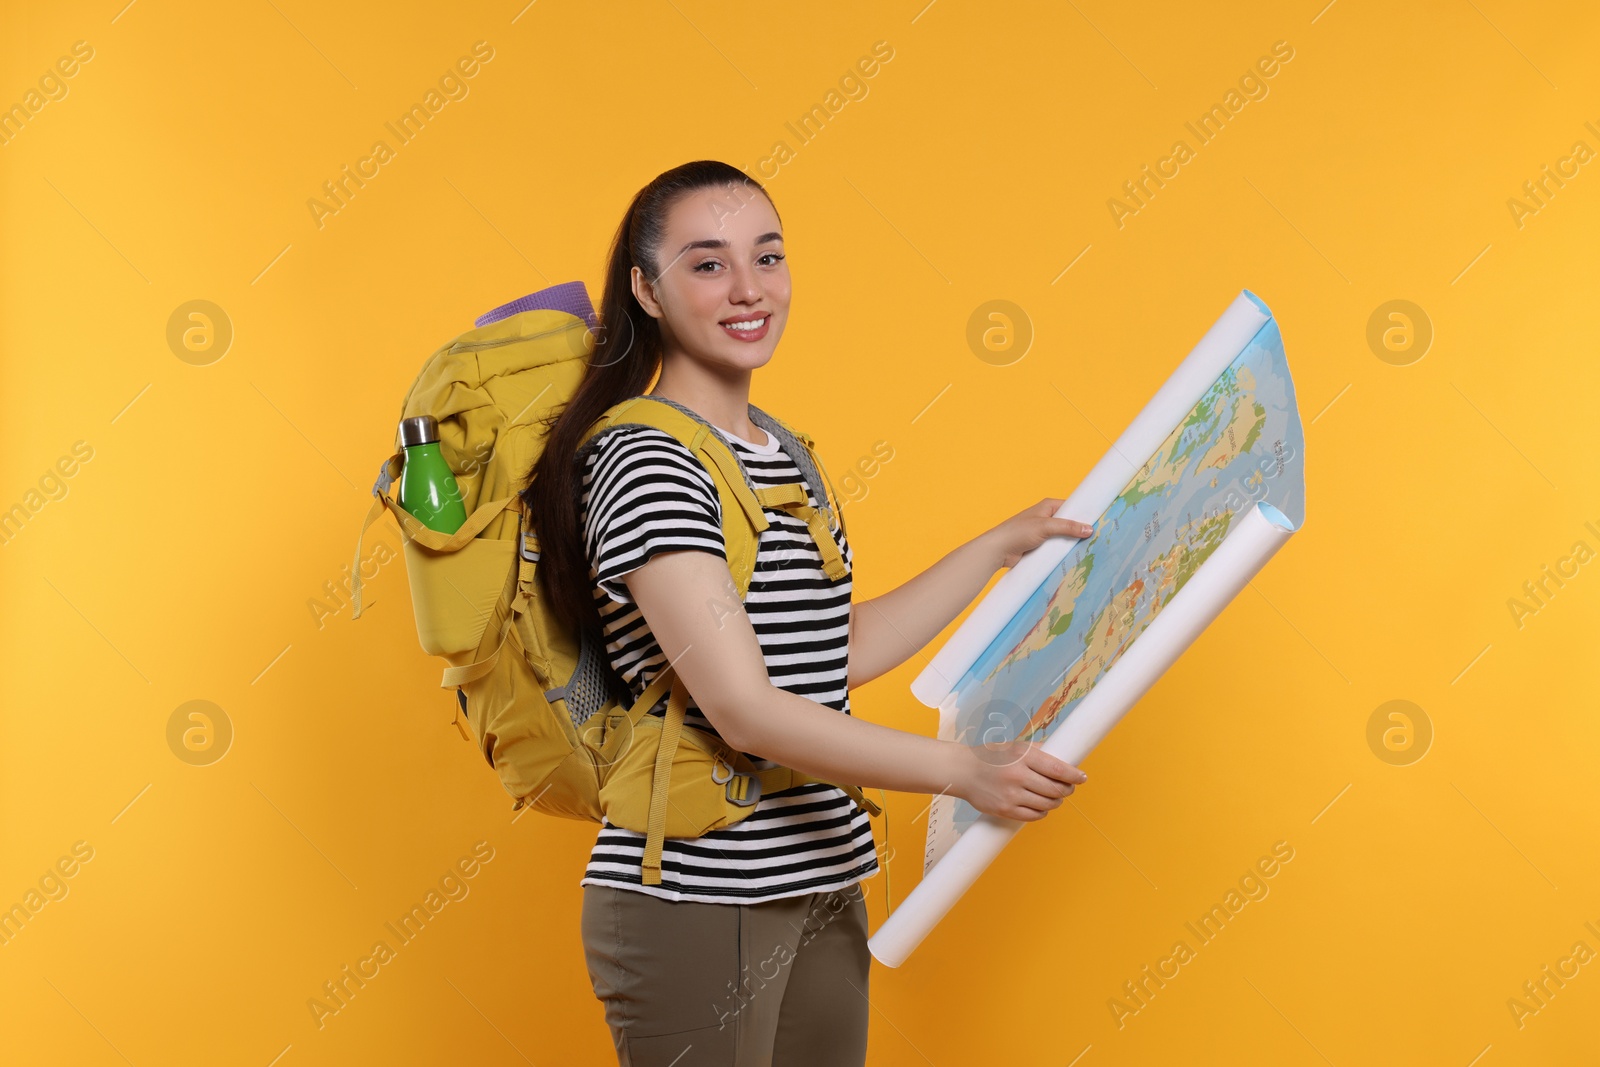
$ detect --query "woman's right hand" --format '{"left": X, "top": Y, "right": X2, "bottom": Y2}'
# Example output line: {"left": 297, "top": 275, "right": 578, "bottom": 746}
{"left": 948, "top": 739, "right": 1087, "bottom": 822}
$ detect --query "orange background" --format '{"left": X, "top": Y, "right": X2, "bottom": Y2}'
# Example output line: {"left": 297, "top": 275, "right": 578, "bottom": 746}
{"left": 4, "top": 1, "right": 1599, "bottom": 1063}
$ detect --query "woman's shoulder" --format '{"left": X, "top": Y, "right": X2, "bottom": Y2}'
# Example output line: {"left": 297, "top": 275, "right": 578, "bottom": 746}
{"left": 582, "top": 424, "right": 721, "bottom": 514}
{"left": 585, "top": 423, "right": 704, "bottom": 475}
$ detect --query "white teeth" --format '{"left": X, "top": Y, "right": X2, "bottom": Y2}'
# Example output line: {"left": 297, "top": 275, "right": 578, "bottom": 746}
{"left": 723, "top": 317, "right": 766, "bottom": 331}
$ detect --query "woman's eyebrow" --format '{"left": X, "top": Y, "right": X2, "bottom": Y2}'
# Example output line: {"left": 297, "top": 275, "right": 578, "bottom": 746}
{"left": 676, "top": 231, "right": 784, "bottom": 256}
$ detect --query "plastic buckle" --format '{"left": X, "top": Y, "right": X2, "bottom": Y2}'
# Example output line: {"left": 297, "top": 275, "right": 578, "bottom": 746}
{"left": 711, "top": 757, "right": 761, "bottom": 806}
{"left": 728, "top": 773, "right": 762, "bottom": 807}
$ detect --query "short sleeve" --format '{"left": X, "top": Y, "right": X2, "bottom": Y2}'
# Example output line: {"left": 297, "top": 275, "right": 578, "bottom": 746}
{"left": 581, "top": 427, "right": 726, "bottom": 606}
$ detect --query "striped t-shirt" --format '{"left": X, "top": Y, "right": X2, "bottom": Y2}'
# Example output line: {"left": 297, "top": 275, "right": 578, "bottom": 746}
{"left": 576, "top": 419, "right": 879, "bottom": 903}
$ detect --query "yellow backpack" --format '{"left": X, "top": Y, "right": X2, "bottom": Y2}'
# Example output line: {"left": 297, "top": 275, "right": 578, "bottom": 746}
{"left": 349, "top": 293, "right": 880, "bottom": 886}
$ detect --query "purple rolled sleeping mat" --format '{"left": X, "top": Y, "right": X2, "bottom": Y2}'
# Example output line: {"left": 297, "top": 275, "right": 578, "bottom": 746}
{"left": 475, "top": 280, "right": 597, "bottom": 329}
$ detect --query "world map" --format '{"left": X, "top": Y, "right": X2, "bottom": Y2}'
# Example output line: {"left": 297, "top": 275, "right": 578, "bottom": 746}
{"left": 948, "top": 316, "right": 1306, "bottom": 833}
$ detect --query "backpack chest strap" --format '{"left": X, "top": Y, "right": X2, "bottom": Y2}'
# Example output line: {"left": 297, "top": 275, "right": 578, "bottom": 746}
{"left": 753, "top": 484, "right": 849, "bottom": 581}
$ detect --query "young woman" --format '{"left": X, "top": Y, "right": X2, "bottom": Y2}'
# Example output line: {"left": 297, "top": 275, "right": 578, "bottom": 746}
{"left": 522, "top": 160, "right": 1092, "bottom": 1066}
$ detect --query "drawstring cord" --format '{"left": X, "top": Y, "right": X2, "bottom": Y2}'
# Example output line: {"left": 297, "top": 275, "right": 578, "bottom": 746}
{"left": 879, "top": 788, "right": 892, "bottom": 915}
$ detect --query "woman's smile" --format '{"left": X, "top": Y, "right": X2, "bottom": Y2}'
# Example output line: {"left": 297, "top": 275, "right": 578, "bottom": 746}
{"left": 718, "top": 312, "right": 770, "bottom": 342}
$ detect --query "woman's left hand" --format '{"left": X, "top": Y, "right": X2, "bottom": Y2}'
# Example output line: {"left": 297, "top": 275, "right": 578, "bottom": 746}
{"left": 988, "top": 497, "right": 1095, "bottom": 570}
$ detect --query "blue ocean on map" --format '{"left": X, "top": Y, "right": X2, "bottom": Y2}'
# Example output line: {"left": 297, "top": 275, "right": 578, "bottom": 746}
{"left": 948, "top": 315, "right": 1306, "bottom": 833}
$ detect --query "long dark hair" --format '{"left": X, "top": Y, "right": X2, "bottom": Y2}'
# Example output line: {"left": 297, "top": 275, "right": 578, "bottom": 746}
{"left": 520, "top": 160, "right": 779, "bottom": 644}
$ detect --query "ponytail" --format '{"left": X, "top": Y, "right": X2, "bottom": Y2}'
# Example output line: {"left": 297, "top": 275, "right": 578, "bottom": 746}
{"left": 520, "top": 160, "right": 777, "bottom": 642}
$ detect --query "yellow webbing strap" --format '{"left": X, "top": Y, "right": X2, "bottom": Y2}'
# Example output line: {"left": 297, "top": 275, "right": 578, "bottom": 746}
{"left": 817, "top": 768, "right": 893, "bottom": 916}
{"left": 579, "top": 400, "right": 769, "bottom": 598}
{"left": 754, "top": 484, "right": 848, "bottom": 580}
{"left": 350, "top": 450, "right": 519, "bottom": 618}
{"left": 686, "top": 423, "right": 769, "bottom": 534}
{"left": 395, "top": 491, "right": 519, "bottom": 552}
{"left": 349, "top": 464, "right": 526, "bottom": 686}
{"left": 815, "top": 778, "right": 892, "bottom": 914}
{"left": 517, "top": 532, "right": 538, "bottom": 599}
{"left": 618, "top": 668, "right": 676, "bottom": 733}
{"left": 842, "top": 783, "right": 882, "bottom": 817}
{"left": 582, "top": 398, "right": 771, "bottom": 540}
{"left": 350, "top": 456, "right": 404, "bottom": 619}
{"left": 752, "top": 767, "right": 891, "bottom": 912}
{"left": 880, "top": 789, "right": 891, "bottom": 914}
{"left": 752, "top": 416, "right": 849, "bottom": 542}
{"left": 752, "top": 766, "right": 881, "bottom": 817}
{"left": 640, "top": 675, "right": 691, "bottom": 886}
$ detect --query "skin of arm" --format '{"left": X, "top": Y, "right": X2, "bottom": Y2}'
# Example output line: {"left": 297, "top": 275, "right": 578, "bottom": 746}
{"left": 846, "top": 526, "right": 1006, "bottom": 690}
{"left": 845, "top": 498, "right": 1095, "bottom": 690}
{"left": 621, "top": 547, "right": 1086, "bottom": 819}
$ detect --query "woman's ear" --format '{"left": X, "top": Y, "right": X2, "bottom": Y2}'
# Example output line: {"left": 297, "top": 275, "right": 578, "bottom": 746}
{"left": 630, "top": 265, "right": 663, "bottom": 320}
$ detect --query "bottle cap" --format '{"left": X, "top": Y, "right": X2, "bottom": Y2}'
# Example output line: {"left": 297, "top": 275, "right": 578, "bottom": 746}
{"left": 400, "top": 415, "right": 440, "bottom": 448}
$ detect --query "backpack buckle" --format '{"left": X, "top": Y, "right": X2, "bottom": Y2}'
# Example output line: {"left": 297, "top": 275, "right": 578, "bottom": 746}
{"left": 517, "top": 528, "right": 540, "bottom": 599}
{"left": 711, "top": 757, "right": 761, "bottom": 807}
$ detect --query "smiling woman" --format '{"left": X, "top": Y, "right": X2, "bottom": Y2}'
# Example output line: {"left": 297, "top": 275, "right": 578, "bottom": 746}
{"left": 517, "top": 161, "right": 1088, "bottom": 1066}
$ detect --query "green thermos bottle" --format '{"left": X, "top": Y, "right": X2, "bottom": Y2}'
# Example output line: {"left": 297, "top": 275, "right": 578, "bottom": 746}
{"left": 398, "top": 415, "right": 467, "bottom": 533}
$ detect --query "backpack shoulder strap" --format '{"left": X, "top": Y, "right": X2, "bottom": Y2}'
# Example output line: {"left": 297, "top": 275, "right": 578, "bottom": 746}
{"left": 748, "top": 406, "right": 849, "bottom": 543}
{"left": 740, "top": 407, "right": 850, "bottom": 580}
{"left": 580, "top": 395, "right": 768, "bottom": 598}
{"left": 580, "top": 397, "right": 880, "bottom": 887}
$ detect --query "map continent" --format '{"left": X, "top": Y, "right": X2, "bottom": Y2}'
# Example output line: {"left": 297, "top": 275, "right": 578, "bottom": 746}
{"left": 949, "top": 318, "right": 1306, "bottom": 834}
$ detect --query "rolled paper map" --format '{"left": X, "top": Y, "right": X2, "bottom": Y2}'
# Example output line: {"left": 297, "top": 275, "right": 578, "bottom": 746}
{"left": 868, "top": 289, "right": 1306, "bottom": 967}
{"left": 868, "top": 499, "right": 1298, "bottom": 967}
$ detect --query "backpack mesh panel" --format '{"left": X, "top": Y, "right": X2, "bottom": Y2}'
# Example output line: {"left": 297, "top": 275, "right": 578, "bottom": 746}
{"left": 564, "top": 628, "right": 619, "bottom": 728}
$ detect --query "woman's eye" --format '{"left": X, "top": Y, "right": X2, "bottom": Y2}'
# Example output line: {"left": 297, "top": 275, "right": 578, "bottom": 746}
{"left": 693, "top": 253, "right": 783, "bottom": 273}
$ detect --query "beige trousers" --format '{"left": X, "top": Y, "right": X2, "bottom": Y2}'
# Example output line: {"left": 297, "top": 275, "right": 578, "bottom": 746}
{"left": 580, "top": 881, "right": 871, "bottom": 1066}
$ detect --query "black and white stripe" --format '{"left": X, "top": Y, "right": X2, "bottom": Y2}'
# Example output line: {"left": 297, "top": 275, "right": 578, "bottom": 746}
{"left": 577, "top": 423, "right": 878, "bottom": 902}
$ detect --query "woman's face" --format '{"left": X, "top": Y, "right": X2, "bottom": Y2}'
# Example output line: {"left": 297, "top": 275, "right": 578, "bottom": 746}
{"left": 631, "top": 184, "right": 790, "bottom": 376}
